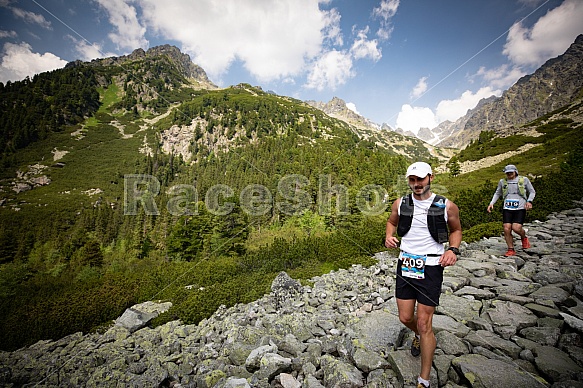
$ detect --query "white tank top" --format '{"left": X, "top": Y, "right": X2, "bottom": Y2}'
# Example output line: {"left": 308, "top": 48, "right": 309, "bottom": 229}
{"left": 399, "top": 194, "right": 448, "bottom": 264}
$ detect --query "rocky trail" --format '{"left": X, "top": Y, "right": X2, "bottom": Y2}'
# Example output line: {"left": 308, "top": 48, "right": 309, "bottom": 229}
{"left": 1, "top": 206, "right": 583, "bottom": 387}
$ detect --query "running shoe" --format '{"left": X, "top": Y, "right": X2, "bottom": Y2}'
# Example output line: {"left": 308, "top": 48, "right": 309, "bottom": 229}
{"left": 504, "top": 248, "right": 516, "bottom": 257}
{"left": 417, "top": 382, "right": 430, "bottom": 388}
{"left": 411, "top": 335, "right": 421, "bottom": 357}
{"left": 522, "top": 237, "right": 531, "bottom": 249}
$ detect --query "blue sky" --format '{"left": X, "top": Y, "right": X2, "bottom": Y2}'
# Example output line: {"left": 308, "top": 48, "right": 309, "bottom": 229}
{"left": 1, "top": 0, "right": 582, "bottom": 135}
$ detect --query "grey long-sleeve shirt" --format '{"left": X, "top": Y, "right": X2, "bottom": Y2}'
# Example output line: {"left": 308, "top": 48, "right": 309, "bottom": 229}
{"left": 489, "top": 176, "right": 535, "bottom": 210}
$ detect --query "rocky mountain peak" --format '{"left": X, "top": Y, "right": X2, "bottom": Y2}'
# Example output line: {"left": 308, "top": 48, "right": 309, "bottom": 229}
{"left": 142, "top": 45, "right": 214, "bottom": 84}
{"left": 436, "top": 34, "right": 583, "bottom": 148}
{"left": 306, "top": 97, "right": 380, "bottom": 130}
{"left": 73, "top": 44, "right": 216, "bottom": 88}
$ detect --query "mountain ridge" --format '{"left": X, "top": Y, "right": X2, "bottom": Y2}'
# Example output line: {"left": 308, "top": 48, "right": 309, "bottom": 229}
{"left": 435, "top": 34, "right": 583, "bottom": 148}
{"left": 1, "top": 38, "right": 583, "bottom": 358}
{"left": 68, "top": 44, "right": 217, "bottom": 89}
{"left": 305, "top": 96, "right": 453, "bottom": 164}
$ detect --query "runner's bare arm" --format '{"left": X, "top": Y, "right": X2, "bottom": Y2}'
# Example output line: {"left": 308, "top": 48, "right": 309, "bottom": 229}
{"left": 385, "top": 199, "right": 400, "bottom": 248}
{"left": 440, "top": 201, "right": 462, "bottom": 266}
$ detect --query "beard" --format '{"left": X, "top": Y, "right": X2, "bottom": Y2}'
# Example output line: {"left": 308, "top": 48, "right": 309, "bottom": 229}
{"left": 410, "top": 183, "right": 431, "bottom": 196}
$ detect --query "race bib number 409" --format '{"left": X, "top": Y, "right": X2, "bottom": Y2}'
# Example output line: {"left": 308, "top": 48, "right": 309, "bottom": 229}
{"left": 400, "top": 252, "right": 426, "bottom": 280}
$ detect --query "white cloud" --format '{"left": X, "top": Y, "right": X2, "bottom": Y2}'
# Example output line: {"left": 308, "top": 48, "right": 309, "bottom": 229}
{"left": 435, "top": 87, "right": 500, "bottom": 122}
{"left": 503, "top": 0, "right": 583, "bottom": 68}
{"left": 323, "top": 7, "right": 343, "bottom": 47}
{"left": 396, "top": 85, "right": 500, "bottom": 134}
{"left": 346, "top": 102, "right": 359, "bottom": 114}
{"left": 0, "top": 30, "right": 17, "bottom": 39}
{"left": 0, "top": 42, "right": 67, "bottom": 83}
{"left": 372, "top": 0, "right": 399, "bottom": 40}
{"left": 138, "top": 0, "right": 331, "bottom": 82}
{"left": 350, "top": 27, "right": 381, "bottom": 61}
{"left": 10, "top": 6, "right": 52, "bottom": 29}
{"left": 475, "top": 64, "right": 526, "bottom": 90}
{"left": 94, "top": 0, "right": 148, "bottom": 52}
{"left": 305, "top": 49, "right": 354, "bottom": 91}
{"left": 396, "top": 104, "right": 437, "bottom": 135}
{"left": 411, "top": 76, "right": 428, "bottom": 99}
{"left": 67, "top": 35, "right": 116, "bottom": 61}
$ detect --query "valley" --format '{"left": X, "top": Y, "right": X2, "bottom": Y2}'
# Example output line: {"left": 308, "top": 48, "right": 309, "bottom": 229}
{"left": 0, "top": 41, "right": 582, "bottom": 369}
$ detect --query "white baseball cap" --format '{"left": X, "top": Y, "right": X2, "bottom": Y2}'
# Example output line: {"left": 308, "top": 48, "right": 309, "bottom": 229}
{"left": 406, "top": 162, "right": 432, "bottom": 178}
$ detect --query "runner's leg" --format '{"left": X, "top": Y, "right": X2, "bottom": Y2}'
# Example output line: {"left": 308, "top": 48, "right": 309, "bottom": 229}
{"left": 416, "top": 303, "right": 436, "bottom": 381}
{"left": 396, "top": 298, "right": 418, "bottom": 334}
{"left": 503, "top": 223, "right": 514, "bottom": 248}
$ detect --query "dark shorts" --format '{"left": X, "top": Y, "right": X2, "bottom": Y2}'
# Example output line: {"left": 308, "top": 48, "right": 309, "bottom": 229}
{"left": 396, "top": 260, "right": 444, "bottom": 306}
{"left": 502, "top": 209, "right": 526, "bottom": 225}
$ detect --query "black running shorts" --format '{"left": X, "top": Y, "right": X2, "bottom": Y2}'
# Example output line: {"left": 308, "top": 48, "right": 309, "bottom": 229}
{"left": 396, "top": 261, "right": 444, "bottom": 306}
{"left": 502, "top": 209, "right": 526, "bottom": 225}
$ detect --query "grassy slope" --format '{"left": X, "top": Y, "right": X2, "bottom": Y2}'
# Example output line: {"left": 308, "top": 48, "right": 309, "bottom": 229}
{"left": 1, "top": 74, "right": 582, "bottom": 351}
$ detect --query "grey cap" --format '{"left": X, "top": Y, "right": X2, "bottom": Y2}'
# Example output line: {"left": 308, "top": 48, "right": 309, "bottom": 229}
{"left": 503, "top": 164, "right": 518, "bottom": 174}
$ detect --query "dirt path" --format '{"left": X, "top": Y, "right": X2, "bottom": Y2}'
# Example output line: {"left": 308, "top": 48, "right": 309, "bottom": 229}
{"left": 458, "top": 143, "right": 541, "bottom": 174}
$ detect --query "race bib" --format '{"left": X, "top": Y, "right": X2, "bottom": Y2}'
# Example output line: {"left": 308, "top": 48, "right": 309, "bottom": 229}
{"left": 400, "top": 252, "right": 426, "bottom": 280}
{"left": 504, "top": 199, "right": 519, "bottom": 209}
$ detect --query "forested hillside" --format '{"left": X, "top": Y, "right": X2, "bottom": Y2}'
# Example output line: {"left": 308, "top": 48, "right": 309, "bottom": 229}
{"left": 0, "top": 46, "right": 582, "bottom": 351}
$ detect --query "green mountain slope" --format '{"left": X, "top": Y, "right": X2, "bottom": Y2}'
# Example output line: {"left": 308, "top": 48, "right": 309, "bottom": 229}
{"left": 0, "top": 45, "right": 582, "bottom": 351}
{"left": 0, "top": 47, "right": 415, "bottom": 350}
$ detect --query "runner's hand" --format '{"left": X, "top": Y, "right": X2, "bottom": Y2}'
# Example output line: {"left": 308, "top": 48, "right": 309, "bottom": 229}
{"left": 439, "top": 250, "right": 457, "bottom": 267}
{"left": 385, "top": 236, "right": 399, "bottom": 248}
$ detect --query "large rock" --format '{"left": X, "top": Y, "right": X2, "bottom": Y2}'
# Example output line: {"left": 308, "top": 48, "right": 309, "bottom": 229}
{"left": 387, "top": 349, "right": 438, "bottom": 388}
{"left": 114, "top": 301, "right": 172, "bottom": 333}
{"left": 436, "top": 294, "right": 482, "bottom": 323}
{"left": 452, "top": 354, "right": 548, "bottom": 387}
{"left": 533, "top": 346, "right": 583, "bottom": 382}
{"left": 349, "top": 309, "right": 405, "bottom": 353}
{"left": 432, "top": 314, "right": 471, "bottom": 337}
{"left": 483, "top": 300, "right": 538, "bottom": 337}
{"left": 320, "top": 355, "right": 364, "bottom": 388}
{"left": 464, "top": 330, "right": 522, "bottom": 359}
{"left": 530, "top": 285, "right": 571, "bottom": 305}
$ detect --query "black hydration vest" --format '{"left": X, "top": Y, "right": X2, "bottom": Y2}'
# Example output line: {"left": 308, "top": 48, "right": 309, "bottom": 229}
{"left": 397, "top": 194, "right": 449, "bottom": 243}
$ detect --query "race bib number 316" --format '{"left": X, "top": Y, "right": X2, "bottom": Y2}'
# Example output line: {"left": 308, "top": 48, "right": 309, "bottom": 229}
{"left": 400, "top": 252, "right": 426, "bottom": 279}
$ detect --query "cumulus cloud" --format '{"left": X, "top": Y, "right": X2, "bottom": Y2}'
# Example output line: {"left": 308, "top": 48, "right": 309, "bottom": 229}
{"left": 305, "top": 49, "right": 354, "bottom": 91}
{"left": 0, "top": 42, "right": 67, "bottom": 83}
{"left": 396, "top": 86, "right": 500, "bottom": 135}
{"left": 435, "top": 87, "right": 501, "bottom": 122}
{"left": 346, "top": 102, "right": 359, "bottom": 114}
{"left": 94, "top": 0, "right": 148, "bottom": 52}
{"left": 350, "top": 27, "right": 381, "bottom": 61}
{"left": 138, "top": 0, "right": 330, "bottom": 82}
{"left": 503, "top": 0, "right": 583, "bottom": 68}
{"left": 411, "top": 76, "right": 428, "bottom": 99}
{"left": 396, "top": 104, "right": 438, "bottom": 135}
{"left": 372, "top": 0, "right": 399, "bottom": 40}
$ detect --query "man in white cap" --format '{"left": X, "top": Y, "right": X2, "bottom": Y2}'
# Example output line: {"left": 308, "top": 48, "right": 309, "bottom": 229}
{"left": 487, "top": 164, "right": 536, "bottom": 256}
{"left": 385, "top": 161, "right": 462, "bottom": 388}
